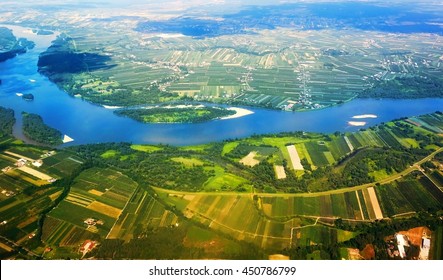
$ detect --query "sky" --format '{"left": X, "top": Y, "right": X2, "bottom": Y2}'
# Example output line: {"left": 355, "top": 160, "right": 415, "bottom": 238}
{"left": 5, "top": 0, "right": 441, "bottom": 5}
{"left": 3, "top": 0, "right": 441, "bottom": 17}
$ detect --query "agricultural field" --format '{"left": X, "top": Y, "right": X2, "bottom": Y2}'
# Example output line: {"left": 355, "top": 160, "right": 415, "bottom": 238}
{"left": 203, "top": 166, "right": 250, "bottom": 192}
{"left": 218, "top": 113, "right": 443, "bottom": 183}
{"left": 432, "top": 226, "right": 443, "bottom": 260}
{"left": 0, "top": 187, "right": 63, "bottom": 244}
{"left": 0, "top": 148, "right": 82, "bottom": 200}
{"left": 0, "top": 144, "right": 85, "bottom": 249}
{"left": 292, "top": 225, "right": 357, "bottom": 248}
{"left": 107, "top": 187, "right": 179, "bottom": 241}
{"left": 155, "top": 188, "right": 374, "bottom": 250}
{"left": 153, "top": 163, "right": 443, "bottom": 251}
{"left": 43, "top": 167, "right": 137, "bottom": 248}
{"left": 1, "top": 112, "right": 443, "bottom": 259}
{"left": 375, "top": 175, "right": 443, "bottom": 218}
{"left": 7, "top": 3, "right": 440, "bottom": 118}
{"left": 260, "top": 190, "right": 373, "bottom": 221}
{"left": 160, "top": 192, "right": 295, "bottom": 250}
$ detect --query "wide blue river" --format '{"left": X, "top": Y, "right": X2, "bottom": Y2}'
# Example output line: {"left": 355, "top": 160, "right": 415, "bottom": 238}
{"left": 1, "top": 25, "right": 442, "bottom": 146}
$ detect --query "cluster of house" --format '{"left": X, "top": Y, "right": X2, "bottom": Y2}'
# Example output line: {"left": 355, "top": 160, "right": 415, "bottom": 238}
{"left": 15, "top": 158, "right": 27, "bottom": 167}
{"left": 386, "top": 227, "right": 431, "bottom": 260}
{"left": 84, "top": 218, "right": 104, "bottom": 226}
{"left": 1, "top": 189, "right": 15, "bottom": 197}
{"left": 79, "top": 240, "right": 98, "bottom": 258}
{"left": 10, "top": 158, "right": 44, "bottom": 168}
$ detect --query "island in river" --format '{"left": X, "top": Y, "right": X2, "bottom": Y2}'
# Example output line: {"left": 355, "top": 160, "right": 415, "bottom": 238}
{"left": 22, "top": 112, "right": 63, "bottom": 146}
{"left": 114, "top": 104, "right": 253, "bottom": 123}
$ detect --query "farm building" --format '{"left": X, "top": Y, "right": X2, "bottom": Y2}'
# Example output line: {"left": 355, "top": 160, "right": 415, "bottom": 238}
{"left": 396, "top": 234, "right": 408, "bottom": 259}
{"left": 32, "top": 160, "right": 43, "bottom": 167}
{"left": 15, "top": 158, "right": 27, "bottom": 167}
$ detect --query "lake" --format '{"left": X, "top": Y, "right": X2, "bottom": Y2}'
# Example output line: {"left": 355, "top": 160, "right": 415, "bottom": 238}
{"left": 1, "top": 25, "right": 442, "bottom": 146}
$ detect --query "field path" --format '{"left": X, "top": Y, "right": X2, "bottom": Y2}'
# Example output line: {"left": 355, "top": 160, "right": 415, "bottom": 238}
{"left": 4, "top": 151, "right": 35, "bottom": 161}
{"left": 420, "top": 170, "right": 443, "bottom": 192}
{"left": 290, "top": 217, "right": 320, "bottom": 246}
{"left": 202, "top": 211, "right": 290, "bottom": 241}
{"left": 344, "top": 136, "right": 354, "bottom": 152}
{"left": 355, "top": 191, "right": 365, "bottom": 220}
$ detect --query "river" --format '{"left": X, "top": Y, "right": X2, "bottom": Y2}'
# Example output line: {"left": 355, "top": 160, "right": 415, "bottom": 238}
{"left": 1, "top": 25, "right": 442, "bottom": 146}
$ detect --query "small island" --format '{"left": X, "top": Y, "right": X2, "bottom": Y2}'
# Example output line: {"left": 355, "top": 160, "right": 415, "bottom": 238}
{"left": 22, "top": 93, "right": 34, "bottom": 101}
{"left": 114, "top": 105, "right": 237, "bottom": 123}
{"left": 22, "top": 112, "right": 63, "bottom": 146}
{"left": 32, "top": 29, "right": 54, "bottom": 35}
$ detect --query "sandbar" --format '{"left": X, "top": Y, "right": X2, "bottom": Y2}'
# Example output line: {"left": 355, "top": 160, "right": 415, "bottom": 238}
{"left": 220, "top": 107, "right": 254, "bottom": 120}
{"left": 348, "top": 121, "right": 367, "bottom": 126}
{"left": 352, "top": 114, "right": 377, "bottom": 119}
{"left": 62, "top": 135, "right": 74, "bottom": 143}
{"left": 103, "top": 105, "right": 122, "bottom": 109}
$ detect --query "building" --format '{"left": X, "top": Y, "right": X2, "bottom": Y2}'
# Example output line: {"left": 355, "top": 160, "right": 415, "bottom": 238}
{"left": 32, "top": 160, "right": 43, "bottom": 167}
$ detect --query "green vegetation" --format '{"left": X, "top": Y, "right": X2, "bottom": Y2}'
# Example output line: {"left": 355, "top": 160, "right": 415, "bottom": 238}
{"left": 115, "top": 106, "right": 235, "bottom": 123}
{"left": 130, "top": 144, "right": 162, "bottom": 153}
{"left": 360, "top": 77, "right": 443, "bottom": 99}
{"left": 0, "top": 107, "right": 15, "bottom": 138}
{"left": 1, "top": 113, "right": 443, "bottom": 259}
{"left": 0, "top": 27, "right": 35, "bottom": 62}
{"left": 43, "top": 167, "right": 138, "bottom": 242}
{"left": 22, "top": 112, "right": 63, "bottom": 146}
{"left": 3, "top": 2, "right": 443, "bottom": 260}
{"left": 30, "top": 14, "right": 443, "bottom": 123}
{"left": 433, "top": 226, "right": 443, "bottom": 260}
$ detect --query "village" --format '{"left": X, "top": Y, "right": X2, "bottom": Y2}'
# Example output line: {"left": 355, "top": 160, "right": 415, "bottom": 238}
{"left": 1, "top": 149, "right": 57, "bottom": 200}
{"left": 386, "top": 227, "right": 432, "bottom": 260}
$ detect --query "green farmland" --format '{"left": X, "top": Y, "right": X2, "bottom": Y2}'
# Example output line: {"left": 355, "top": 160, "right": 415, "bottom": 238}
{"left": 29, "top": 12, "right": 443, "bottom": 122}
{"left": 1, "top": 112, "right": 443, "bottom": 259}
{"left": 43, "top": 167, "right": 138, "bottom": 250}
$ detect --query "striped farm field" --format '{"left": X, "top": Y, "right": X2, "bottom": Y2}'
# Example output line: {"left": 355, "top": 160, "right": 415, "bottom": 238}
{"left": 304, "top": 142, "right": 330, "bottom": 167}
{"left": 87, "top": 201, "right": 121, "bottom": 219}
{"left": 42, "top": 216, "right": 100, "bottom": 247}
{"left": 0, "top": 187, "right": 60, "bottom": 242}
{"left": 376, "top": 129, "right": 403, "bottom": 149}
{"left": 293, "top": 226, "right": 357, "bottom": 247}
{"left": 177, "top": 194, "right": 292, "bottom": 249}
{"left": 107, "top": 188, "right": 179, "bottom": 241}
{"left": 328, "top": 136, "right": 351, "bottom": 160}
{"left": 375, "top": 177, "right": 443, "bottom": 217}
{"left": 354, "top": 130, "right": 385, "bottom": 147}
{"left": 261, "top": 192, "right": 367, "bottom": 221}
{"left": 45, "top": 168, "right": 137, "bottom": 239}
{"left": 374, "top": 183, "right": 414, "bottom": 217}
